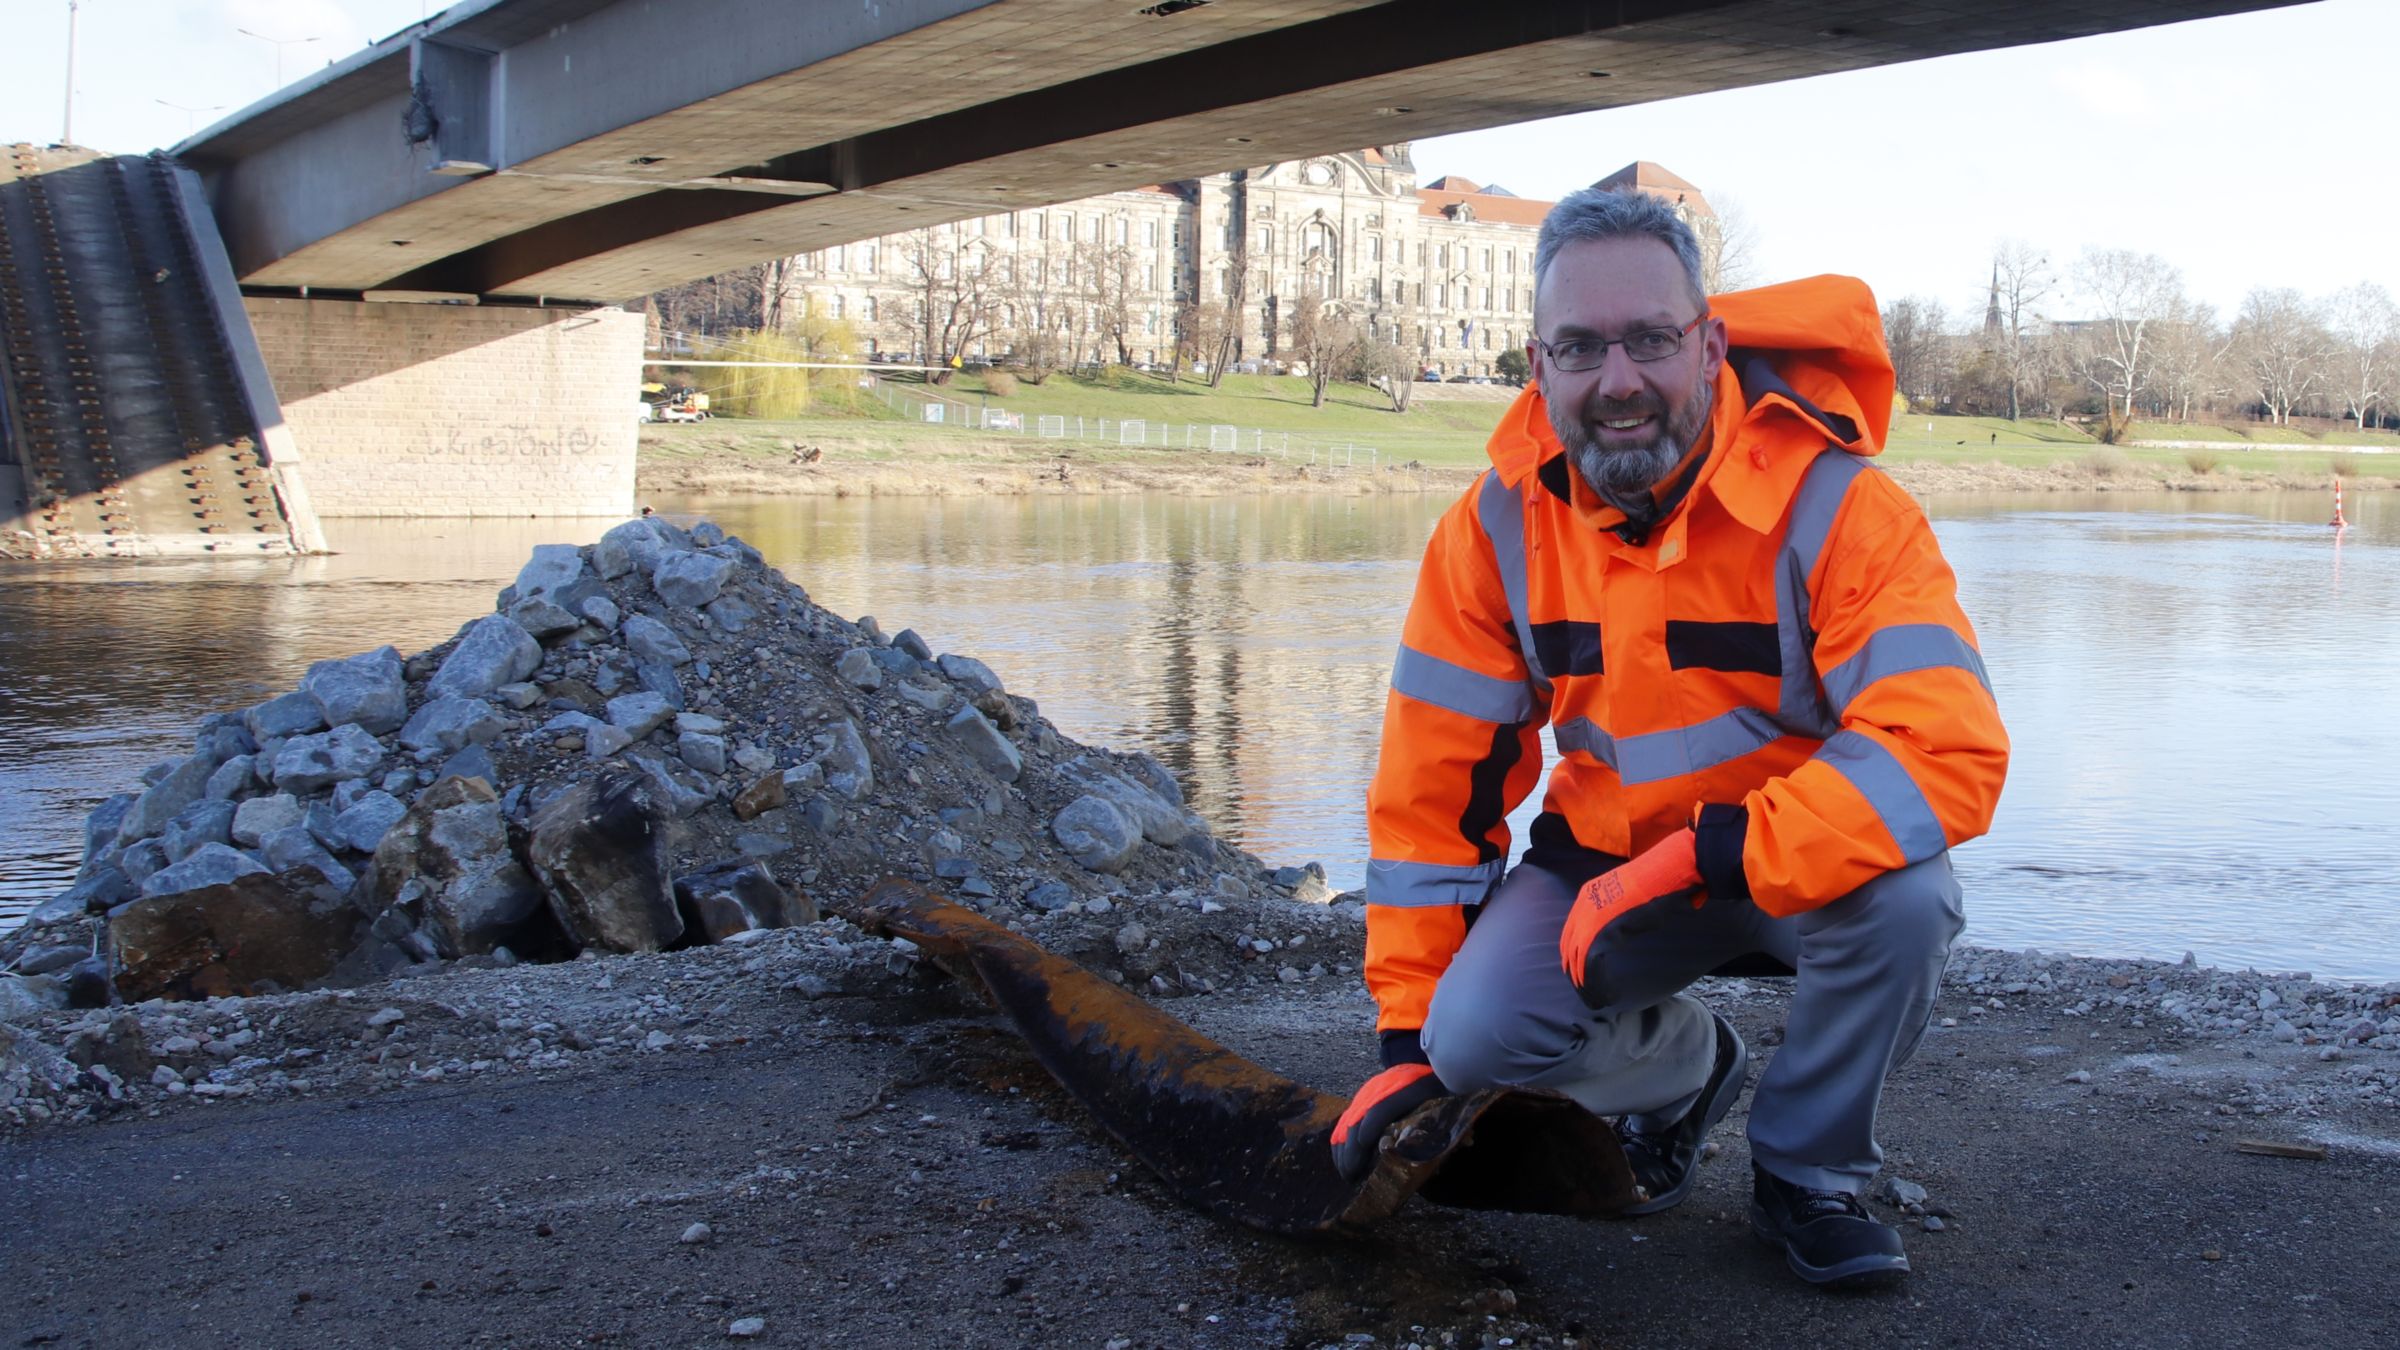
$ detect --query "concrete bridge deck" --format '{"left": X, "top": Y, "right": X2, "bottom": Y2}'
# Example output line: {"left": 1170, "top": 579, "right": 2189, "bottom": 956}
{"left": 182, "top": 0, "right": 2309, "bottom": 306}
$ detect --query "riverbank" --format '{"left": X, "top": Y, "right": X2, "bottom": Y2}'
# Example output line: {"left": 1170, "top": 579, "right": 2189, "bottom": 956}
{"left": 637, "top": 424, "right": 2395, "bottom": 501}
{"left": 2, "top": 514, "right": 2396, "bottom": 1345}
{"left": 4, "top": 925, "right": 2396, "bottom": 1347}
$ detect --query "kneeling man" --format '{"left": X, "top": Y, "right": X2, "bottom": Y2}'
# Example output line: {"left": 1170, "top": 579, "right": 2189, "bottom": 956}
{"left": 1332, "top": 185, "right": 2008, "bottom": 1289}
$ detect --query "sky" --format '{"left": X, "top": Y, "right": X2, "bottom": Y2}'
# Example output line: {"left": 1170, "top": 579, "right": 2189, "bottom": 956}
{"left": 2, "top": 0, "right": 2391, "bottom": 324}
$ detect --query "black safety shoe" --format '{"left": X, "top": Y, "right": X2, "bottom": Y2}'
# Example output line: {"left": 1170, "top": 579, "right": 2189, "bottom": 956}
{"left": 1749, "top": 1164, "right": 1910, "bottom": 1288}
{"left": 1615, "top": 1012, "right": 1747, "bottom": 1216}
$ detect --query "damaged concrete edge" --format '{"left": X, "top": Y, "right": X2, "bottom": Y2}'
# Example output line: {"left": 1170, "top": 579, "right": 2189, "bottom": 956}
{"left": 165, "top": 160, "right": 329, "bottom": 557}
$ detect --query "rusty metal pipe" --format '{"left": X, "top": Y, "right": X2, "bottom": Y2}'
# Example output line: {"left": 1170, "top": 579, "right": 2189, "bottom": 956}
{"left": 856, "top": 880, "right": 1638, "bottom": 1234}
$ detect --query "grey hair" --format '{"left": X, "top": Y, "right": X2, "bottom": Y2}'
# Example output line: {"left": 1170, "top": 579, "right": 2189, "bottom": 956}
{"left": 1532, "top": 186, "right": 1707, "bottom": 312}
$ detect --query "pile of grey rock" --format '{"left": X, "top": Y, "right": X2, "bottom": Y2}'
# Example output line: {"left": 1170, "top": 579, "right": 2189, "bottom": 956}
{"left": 4, "top": 513, "right": 1319, "bottom": 1018}
{"left": 10, "top": 519, "right": 826, "bottom": 1005}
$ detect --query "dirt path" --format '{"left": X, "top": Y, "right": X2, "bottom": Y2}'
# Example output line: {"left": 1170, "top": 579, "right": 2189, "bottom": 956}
{"left": 7, "top": 941, "right": 2395, "bottom": 1349}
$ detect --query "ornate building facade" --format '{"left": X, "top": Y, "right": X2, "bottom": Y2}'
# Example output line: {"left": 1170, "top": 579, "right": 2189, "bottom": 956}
{"left": 784, "top": 149, "right": 1714, "bottom": 380}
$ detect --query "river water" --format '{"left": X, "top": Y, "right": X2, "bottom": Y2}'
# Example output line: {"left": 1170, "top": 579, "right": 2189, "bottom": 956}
{"left": 4, "top": 487, "right": 2394, "bottom": 980}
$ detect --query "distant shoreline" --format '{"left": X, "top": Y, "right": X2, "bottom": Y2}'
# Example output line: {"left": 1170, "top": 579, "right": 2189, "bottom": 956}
{"left": 636, "top": 432, "right": 2390, "bottom": 500}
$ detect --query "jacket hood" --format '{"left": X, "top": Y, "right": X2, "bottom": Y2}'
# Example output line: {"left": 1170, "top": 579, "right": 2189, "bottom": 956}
{"left": 1485, "top": 274, "right": 1896, "bottom": 504}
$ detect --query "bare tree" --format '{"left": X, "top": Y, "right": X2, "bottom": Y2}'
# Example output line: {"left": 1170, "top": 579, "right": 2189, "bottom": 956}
{"left": 2325, "top": 282, "right": 2397, "bottom": 431}
{"left": 2229, "top": 288, "right": 2334, "bottom": 425}
{"left": 898, "top": 229, "right": 996, "bottom": 379}
{"left": 1285, "top": 294, "right": 1363, "bottom": 408}
{"left": 1173, "top": 300, "right": 1229, "bottom": 385}
{"left": 2071, "top": 247, "right": 2186, "bottom": 423}
{"left": 1982, "top": 240, "right": 2052, "bottom": 421}
{"left": 1881, "top": 296, "right": 1954, "bottom": 411}
{"left": 2143, "top": 297, "right": 2230, "bottom": 424}
{"left": 1696, "top": 195, "right": 1760, "bottom": 294}
{"left": 995, "top": 248, "right": 1069, "bottom": 378}
{"left": 1205, "top": 239, "right": 1250, "bottom": 388}
{"left": 646, "top": 263, "right": 772, "bottom": 341}
{"left": 1077, "top": 236, "right": 1143, "bottom": 367}
{"left": 758, "top": 256, "right": 798, "bottom": 333}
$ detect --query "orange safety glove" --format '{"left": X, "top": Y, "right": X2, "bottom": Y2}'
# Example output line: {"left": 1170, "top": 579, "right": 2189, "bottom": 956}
{"left": 1558, "top": 827, "right": 1704, "bottom": 1006}
{"left": 1329, "top": 1062, "right": 1450, "bottom": 1181}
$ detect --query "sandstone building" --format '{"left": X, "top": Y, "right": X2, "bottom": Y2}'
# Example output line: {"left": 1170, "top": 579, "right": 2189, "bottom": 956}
{"left": 781, "top": 148, "right": 1715, "bottom": 381}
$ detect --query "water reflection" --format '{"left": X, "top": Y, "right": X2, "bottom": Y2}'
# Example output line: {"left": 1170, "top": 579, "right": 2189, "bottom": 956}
{"left": 717, "top": 494, "right": 1427, "bottom": 870}
{"left": 4, "top": 487, "right": 2394, "bottom": 981}
{"left": 0, "top": 518, "right": 609, "bottom": 914}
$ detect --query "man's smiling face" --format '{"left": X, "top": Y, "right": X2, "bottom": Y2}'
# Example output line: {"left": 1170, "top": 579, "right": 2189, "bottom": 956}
{"left": 1530, "top": 235, "right": 1728, "bottom": 513}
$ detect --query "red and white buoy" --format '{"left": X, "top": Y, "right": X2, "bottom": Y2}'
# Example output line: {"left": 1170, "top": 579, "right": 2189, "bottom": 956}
{"left": 2331, "top": 476, "right": 2348, "bottom": 530}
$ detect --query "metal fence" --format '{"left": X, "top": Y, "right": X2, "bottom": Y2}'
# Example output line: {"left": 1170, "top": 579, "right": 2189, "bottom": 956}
{"left": 858, "top": 373, "right": 1383, "bottom": 472}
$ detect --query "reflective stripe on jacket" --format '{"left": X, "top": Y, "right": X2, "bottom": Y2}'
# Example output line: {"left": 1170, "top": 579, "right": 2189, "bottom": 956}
{"left": 1364, "top": 275, "right": 2010, "bottom": 1034}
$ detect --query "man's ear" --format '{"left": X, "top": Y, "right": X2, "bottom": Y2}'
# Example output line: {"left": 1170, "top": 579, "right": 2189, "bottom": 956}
{"left": 1697, "top": 315, "right": 1730, "bottom": 381}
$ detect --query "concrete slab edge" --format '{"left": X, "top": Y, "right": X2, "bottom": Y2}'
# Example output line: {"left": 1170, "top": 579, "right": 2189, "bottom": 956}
{"left": 165, "top": 160, "right": 330, "bottom": 555}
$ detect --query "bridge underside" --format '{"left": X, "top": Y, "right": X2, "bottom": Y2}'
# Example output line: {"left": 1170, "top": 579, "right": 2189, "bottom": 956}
{"left": 184, "top": 0, "right": 2308, "bottom": 305}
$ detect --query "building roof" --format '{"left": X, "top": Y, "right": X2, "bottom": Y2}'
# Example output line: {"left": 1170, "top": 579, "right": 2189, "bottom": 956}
{"left": 1594, "top": 161, "right": 1713, "bottom": 213}
{"left": 1416, "top": 183, "right": 1553, "bottom": 228}
{"left": 1422, "top": 174, "right": 1480, "bottom": 193}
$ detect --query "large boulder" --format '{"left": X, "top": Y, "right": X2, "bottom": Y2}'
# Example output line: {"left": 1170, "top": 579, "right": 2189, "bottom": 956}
{"left": 1052, "top": 795, "right": 1140, "bottom": 874}
{"left": 593, "top": 517, "right": 690, "bottom": 581}
{"left": 605, "top": 691, "right": 677, "bottom": 739}
{"left": 1059, "top": 754, "right": 1200, "bottom": 846}
{"left": 159, "top": 799, "right": 237, "bottom": 862}
{"left": 78, "top": 793, "right": 136, "bottom": 874}
{"left": 270, "top": 725, "right": 387, "bottom": 795}
{"left": 299, "top": 646, "right": 407, "bottom": 734}
{"left": 203, "top": 754, "right": 258, "bottom": 801}
{"left": 936, "top": 653, "right": 1004, "bottom": 696}
{"left": 398, "top": 695, "right": 507, "bottom": 754}
{"left": 108, "top": 871, "right": 363, "bottom": 1000}
{"left": 37, "top": 865, "right": 131, "bottom": 920}
{"left": 673, "top": 859, "right": 808, "bottom": 943}
{"left": 625, "top": 750, "right": 715, "bottom": 818}
{"left": 231, "top": 792, "right": 305, "bottom": 847}
{"left": 115, "top": 753, "right": 217, "bottom": 845}
{"left": 506, "top": 595, "right": 584, "bottom": 641}
{"left": 427, "top": 613, "right": 542, "bottom": 700}
{"left": 138, "top": 842, "right": 270, "bottom": 898}
{"left": 330, "top": 790, "right": 409, "bottom": 855}
{"left": 196, "top": 721, "right": 256, "bottom": 764}
{"left": 815, "top": 720, "right": 874, "bottom": 801}
{"left": 360, "top": 776, "right": 543, "bottom": 959}
{"left": 524, "top": 772, "right": 682, "bottom": 953}
{"left": 511, "top": 543, "right": 587, "bottom": 600}
{"left": 243, "top": 690, "right": 325, "bottom": 743}
{"left": 651, "top": 552, "right": 735, "bottom": 609}
{"left": 259, "top": 825, "right": 356, "bottom": 892}
{"left": 945, "top": 706, "right": 1022, "bottom": 783}
{"left": 622, "top": 613, "right": 692, "bottom": 667}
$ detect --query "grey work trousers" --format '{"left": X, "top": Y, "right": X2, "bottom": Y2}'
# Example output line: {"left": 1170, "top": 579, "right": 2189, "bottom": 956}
{"left": 1416, "top": 851, "right": 1963, "bottom": 1195}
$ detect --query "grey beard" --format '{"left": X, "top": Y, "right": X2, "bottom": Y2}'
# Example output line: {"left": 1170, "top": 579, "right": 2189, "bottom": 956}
{"left": 1551, "top": 378, "right": 1715, "bottom": 524}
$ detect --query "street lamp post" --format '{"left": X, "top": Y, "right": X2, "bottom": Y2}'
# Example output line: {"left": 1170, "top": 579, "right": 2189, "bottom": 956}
{"left": 155, "top": 98, "right": 227, "bottom": 135}
{"left": 236, "top": 27, "right": 322, "bottom": 87}
{"left": 62, "top": 0, "right": 84, "bottom": 145}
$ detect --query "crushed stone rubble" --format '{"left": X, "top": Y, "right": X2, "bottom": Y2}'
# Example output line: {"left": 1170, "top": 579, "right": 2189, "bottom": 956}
{"left": 0, "top": 515, "right": 1374, "bottom": 1126}
{"left": 1, "top": 516, "right": 2396, "bottom": 1136}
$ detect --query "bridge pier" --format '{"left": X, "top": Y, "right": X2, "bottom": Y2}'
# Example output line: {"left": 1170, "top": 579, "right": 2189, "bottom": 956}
{"left": 244, "top": 298, "right": 641, "bottom": 519}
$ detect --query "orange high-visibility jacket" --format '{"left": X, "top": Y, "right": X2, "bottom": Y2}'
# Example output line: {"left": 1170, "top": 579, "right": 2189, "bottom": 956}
{"left": 1364, "top": 275, "right": 2009, "bottom": 1034}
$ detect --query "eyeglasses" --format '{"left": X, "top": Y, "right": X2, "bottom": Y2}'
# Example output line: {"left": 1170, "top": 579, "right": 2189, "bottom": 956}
{"left": 1533, "top": 313, "right": 1709, "bottom": 372}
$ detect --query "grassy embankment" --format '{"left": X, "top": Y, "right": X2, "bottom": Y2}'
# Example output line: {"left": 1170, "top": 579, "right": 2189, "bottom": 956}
{"left": 639, "top": 368, "right": 2400, "bottom": 493}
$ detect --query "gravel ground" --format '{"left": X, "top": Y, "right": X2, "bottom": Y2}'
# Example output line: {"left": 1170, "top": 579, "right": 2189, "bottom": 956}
{"left": 5, "top": 921, "right": 2395, "bottom": 1349}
